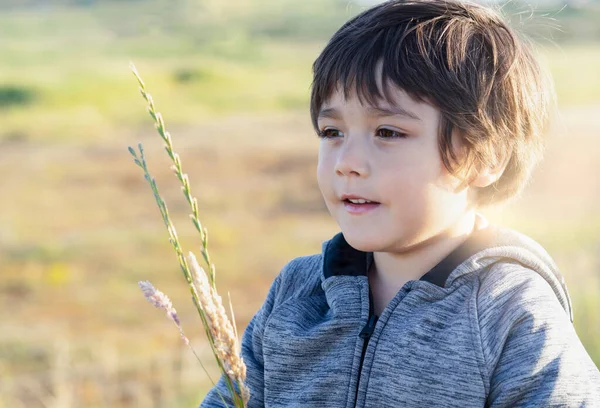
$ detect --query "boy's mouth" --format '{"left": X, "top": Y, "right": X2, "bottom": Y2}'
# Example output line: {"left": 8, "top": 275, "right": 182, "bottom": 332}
{"left": 340, "top": 194, "right": 380, "bottom": 204}
{"left": 343, "top": 199, "right": 380, "bottom": 205}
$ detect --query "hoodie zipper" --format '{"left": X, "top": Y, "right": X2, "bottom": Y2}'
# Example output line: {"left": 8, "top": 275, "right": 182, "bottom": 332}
{"left": 353, "top": 285, "right": 378, "bottom": 408}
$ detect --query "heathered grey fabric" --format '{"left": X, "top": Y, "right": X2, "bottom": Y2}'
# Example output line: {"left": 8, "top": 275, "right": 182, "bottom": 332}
{"left": 200, "top": 223, "right": 600, "bottom": 407}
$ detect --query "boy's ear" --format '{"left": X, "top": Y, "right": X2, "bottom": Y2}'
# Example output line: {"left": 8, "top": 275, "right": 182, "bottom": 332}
{"left": 470, "top": 151, "right": 511, "bottom": 188}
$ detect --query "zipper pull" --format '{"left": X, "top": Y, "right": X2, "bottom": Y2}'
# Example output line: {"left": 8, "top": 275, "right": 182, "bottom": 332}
{"left": 359, "top": 314, "right": 378, "bottom": 339}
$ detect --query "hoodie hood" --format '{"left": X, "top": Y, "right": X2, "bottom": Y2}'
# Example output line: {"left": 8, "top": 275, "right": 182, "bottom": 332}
{"left": 320, "top": 213, "right": 574, "bottom": 323}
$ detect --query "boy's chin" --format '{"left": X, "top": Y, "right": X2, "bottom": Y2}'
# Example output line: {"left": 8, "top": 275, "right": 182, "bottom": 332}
{"left": 341, "top": 230, "right": 386, "bottom": 253}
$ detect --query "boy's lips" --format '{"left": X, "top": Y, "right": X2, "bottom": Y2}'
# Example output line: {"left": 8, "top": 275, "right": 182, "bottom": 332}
{"left": 340, "top": 193, "right": 380, "bottom": 203}
{"left": 339, "top": 193, "right": 381, "bottom": 214}
{"left": 342, "top": 200, "right": 381, "bottom": 214}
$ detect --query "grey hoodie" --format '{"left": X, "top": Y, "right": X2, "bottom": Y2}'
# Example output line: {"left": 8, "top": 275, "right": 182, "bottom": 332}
{"left": 200, "top": 217, "right": 600, "bottom": 407}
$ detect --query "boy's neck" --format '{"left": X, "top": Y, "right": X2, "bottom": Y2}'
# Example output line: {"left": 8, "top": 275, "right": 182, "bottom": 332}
{"left": 369, "top": 210, "right": 486, "bottom": 295}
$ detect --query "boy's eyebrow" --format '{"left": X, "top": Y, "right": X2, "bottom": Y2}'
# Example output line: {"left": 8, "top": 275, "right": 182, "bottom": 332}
{"left": 317, "top": 105, "right": 422, "bottom": 121}
{"left": 367, "top": 105, "right": 422, "bottom": 121}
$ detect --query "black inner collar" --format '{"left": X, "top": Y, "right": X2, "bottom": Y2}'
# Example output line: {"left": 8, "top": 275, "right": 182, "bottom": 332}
{"left": 323, "top": 225, "right": 498, "bottom": 288}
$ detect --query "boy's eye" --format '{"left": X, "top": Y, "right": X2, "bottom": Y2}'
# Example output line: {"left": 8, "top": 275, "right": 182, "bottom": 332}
{"left": 317, "top": 127, "right": 407, "bottom": 139}
{"left": 317, "top": 128, "right": 343, "bottom": 138}
{"left": 376, "top": 128, "right": 407, "bottom": 139}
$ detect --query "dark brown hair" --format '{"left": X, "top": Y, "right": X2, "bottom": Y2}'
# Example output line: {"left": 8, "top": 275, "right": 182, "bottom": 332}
{"left": 310, "top": 0, "right": 555, "bottom": 208}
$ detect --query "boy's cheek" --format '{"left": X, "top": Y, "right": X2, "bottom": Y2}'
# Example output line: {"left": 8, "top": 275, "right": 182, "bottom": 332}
{"left": 316, "top": 162, "right": 334, "bottom": 200}
{"left": 316, "top": 154, "right": 336, "bottom": 179}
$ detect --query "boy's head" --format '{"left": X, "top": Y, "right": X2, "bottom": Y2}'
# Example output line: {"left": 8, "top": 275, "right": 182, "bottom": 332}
{"left": 312, "top": 0, "right": 554, "bottom": 250}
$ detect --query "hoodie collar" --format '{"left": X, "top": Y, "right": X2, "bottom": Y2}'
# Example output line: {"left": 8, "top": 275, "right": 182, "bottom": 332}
{"left": 320, "top": 214, "right": 574, "bottom": 323}
{"left": 322, "top": 216, "right": 498, "bottom": 288}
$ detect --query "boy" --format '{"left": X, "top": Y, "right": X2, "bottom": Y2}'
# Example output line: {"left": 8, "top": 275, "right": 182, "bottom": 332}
{"left": 202, "top": 0, "right": 600, "bottom": 406}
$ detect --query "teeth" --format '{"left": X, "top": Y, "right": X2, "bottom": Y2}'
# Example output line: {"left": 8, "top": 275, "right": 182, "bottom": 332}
{"left": 348, "top": 198, "right": 372, "bottom": 204}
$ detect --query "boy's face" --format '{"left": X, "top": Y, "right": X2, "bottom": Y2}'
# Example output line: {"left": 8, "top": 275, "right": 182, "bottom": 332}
{"left": 316, "top": 81, "right": 474, "bottom": 253}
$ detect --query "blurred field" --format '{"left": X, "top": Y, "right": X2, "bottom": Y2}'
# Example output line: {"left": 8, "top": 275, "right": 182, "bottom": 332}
{"left": 0, "top": 0, "right": 599, "bottom": 406}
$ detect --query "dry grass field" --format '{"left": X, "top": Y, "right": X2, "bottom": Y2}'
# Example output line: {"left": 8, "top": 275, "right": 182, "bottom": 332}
{"left": 0, "top": 1, "right": 598, "bottom": 406}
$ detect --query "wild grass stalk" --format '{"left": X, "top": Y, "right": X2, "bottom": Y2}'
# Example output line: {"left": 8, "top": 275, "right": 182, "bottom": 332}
{"left": 128, "top": 62, "right": 249, "bottom": 407}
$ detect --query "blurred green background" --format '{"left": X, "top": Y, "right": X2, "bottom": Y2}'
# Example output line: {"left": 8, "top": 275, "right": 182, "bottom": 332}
{"left": 0, "top": 0, "right": 598, "bottom": 406}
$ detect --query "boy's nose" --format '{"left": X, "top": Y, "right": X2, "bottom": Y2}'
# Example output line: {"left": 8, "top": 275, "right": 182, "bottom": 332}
{"left": 334, "top": 138, "right": 370, "bottom": 177}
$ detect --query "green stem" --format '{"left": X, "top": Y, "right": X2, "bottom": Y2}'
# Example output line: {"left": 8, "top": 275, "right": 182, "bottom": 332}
{"left": 129, "top": 62, "right": 218, "bottom": 291}
{"left": 128, "top": 62, "right": 246, "bottom": 407}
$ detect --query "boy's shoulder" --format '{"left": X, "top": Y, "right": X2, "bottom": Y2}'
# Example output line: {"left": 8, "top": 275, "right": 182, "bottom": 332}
{"left": 271, "top": 252, "right": 324, "bottom": 302}
{"left": 474, "top": 256, "right": 600, "bottom": 400}
{"left": 476, "top": 260, "right": 569, "bottom": 320}
{"left": 448, "top": 222, "right": 574, "bottom": 323}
